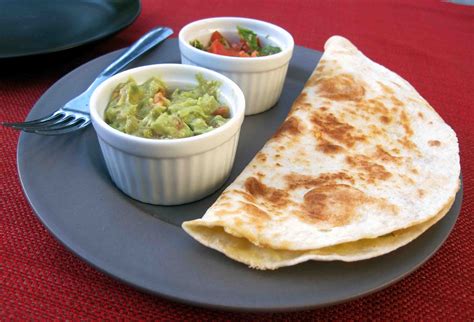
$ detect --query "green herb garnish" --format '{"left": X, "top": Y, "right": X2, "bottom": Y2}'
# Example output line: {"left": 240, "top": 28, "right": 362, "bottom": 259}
{"left": 190, "top": 39, "right": 204, "bottom": 50}
{"left": 237, "top": 26, "right": 259, "bottom": 51}
{"left": 260, "top": 45, "right": 282, "bottom": 56}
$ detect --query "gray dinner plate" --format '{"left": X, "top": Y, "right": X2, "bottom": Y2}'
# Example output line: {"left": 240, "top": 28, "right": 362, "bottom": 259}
{"left": 17, "top": 39, "right": 462, "bottom": 312}
{"left": 0, "top": 0, "right": 140, "bottom": 58}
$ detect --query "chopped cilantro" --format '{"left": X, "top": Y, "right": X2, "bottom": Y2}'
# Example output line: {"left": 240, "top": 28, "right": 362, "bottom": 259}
{"left": 190, "top": 39, "right": 204, "bottom": 50}
{"left": 237, "top": 26, "right": 259, "bottom": 51}
{"left": 260, "top": 45, "right": 282, "bottom": 56}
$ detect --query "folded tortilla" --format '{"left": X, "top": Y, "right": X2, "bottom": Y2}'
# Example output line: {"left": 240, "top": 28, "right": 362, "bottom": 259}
{"left": 183, "top": 196, "right": 454, "bottom": 269}
{"left": 182, "top": 36, "right": 460, "bottom": 269}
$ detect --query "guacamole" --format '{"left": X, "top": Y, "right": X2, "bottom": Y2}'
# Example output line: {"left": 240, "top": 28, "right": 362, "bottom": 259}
{"left": 104, "top": 74, "right": 230, "bottom": 139}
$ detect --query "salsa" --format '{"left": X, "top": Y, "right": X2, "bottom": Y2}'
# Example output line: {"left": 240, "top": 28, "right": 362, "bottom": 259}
{"left": 190, "top": 26, "right": 282, "bottom": 57}
{"left": 104, "top": 74, "right": 230, "bottom": 139}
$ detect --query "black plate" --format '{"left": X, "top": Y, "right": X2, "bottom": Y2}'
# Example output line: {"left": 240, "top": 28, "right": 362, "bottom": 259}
{"left": 17, "top": 39, "right": 462, "bottom": 312}
{"left": 0, "top": 0, "right": 140, "bottom": 58}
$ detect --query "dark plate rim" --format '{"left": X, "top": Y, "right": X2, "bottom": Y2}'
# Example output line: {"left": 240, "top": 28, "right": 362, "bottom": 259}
{"left": 0, "top": 0, "right": 141, "bottom": 59}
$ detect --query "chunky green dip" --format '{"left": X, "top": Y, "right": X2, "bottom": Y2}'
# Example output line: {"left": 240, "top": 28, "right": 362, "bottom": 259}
{"left": 104, "top": 74, "right": 230, "bottom": 139}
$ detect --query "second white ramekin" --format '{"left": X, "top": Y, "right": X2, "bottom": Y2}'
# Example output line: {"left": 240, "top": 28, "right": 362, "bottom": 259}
{"left": 179, "top": 17, "right": 294, "bottom": 115}
{"left": 89, "top": 64, "right": 245, "bottom": 205}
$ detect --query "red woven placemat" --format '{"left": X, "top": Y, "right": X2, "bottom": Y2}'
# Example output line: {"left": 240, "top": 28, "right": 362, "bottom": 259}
{"left": 1, "top": 0, "right": 473, "bottom": 319}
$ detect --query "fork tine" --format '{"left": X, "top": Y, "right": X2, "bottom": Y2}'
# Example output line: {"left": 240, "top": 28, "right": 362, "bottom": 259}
{"left": 34, "top": 124, "right": 89, "bottom": 136}
{"left": 27, "top": 119, "right": 89, "bottom": 135}
{"left": 12, "top": 114, "right": 72, "bottom": 131}
{"left": 4, "top": 114, "right": 69, "bottom": 130}
{"left": 22, "top": 115, "right": 78, "bottom": 131}
{"left": 33, "top": 123, "right": 88, "bottom": 136}
{"left": 76, "top": 120, "right": 91, "bottom": 129}
{"left": 22, "top": 117, "right": 80, "bottom": 133}
{"left": 1, "top": 111, "right": 64, "bottom": 129}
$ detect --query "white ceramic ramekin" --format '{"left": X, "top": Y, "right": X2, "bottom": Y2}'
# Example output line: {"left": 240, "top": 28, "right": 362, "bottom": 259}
{"left": 179, "top": 17, "right": 294, "bottom": 115}
{"left": 89, "top": 64, "right": 245, "bottom": 205}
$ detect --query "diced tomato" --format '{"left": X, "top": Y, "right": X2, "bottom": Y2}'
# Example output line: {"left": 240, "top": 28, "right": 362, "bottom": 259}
{"left": 208, "top": 39, "right": 240, "bottom": 57}
{"left": 193, "top": 27, "right": 282, "bottom": 58}
{"left": 239, "top": 39, "right": 250, "bottom": 52}
{"left": 212, "top": 106, "right": 231, "bottom": 118}
{"left": 153, "top": 90, "right": 166, "bottom": 105}
{"left": 204, "top": 31, "right": 260, "bottom": 58}
{"left": 210, "top": 31, "right": 224, "bottom": 43}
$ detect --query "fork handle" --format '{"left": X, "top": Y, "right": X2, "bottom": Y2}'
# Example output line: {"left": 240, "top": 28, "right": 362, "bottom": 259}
{"left": 88, "top": 26, "right": 173, "bottom": 89}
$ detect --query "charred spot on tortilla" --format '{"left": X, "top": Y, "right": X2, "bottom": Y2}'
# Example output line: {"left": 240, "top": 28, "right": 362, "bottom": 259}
{"left": 239, "top": 202, "right": 270, "bottom": 220}
{"left": 367, "top": 125, "right": 385, "bottom": 138}
{"left": 300, "top": 184, "right": 397, "bottom": 227}
{"left": 311, "top": 111, "right": 366, "bottom": 148}
{"left": 380, "top": 115, "right": 391, "bottom": 124}
{"left": 361, "top": 99, "right": 390, "bottom": 116}
{"left": 410, "top": 168, "right": 419, "bottom": 175}
{"left": 428, "top": 140, "right": 441, "bottom": 147}
{"left": 272, "top": 116, "right": 305, "bottom": 139}
{"left": 400, "top": 174, "right": 416, "bottom": 185}
{"left": 302, "top": 184, "right": 362, "bottom": 227}
{"left": 378, "top": 81, "right": 395, "bottom": 95}
{"left": 400, "top": 110, "right": 414, "bottom": 137}
{"left": 374, "top": 145, "right": 403, "bottom": 164}
{"left": 217, "top": 202, "right": 233, "bottom": 208}
{"left": 315, "top": 60, "right": 326, "bottom": 74}
{"left": 398, "top": 137, "right": 418, "bottom": 151}
{"left": 390, "top": 96, "right": 404, "bottom": 107}
{"left": 229, "top": 189, "right": 256, "bottom": 203}
{"left": 255, "top": 152, "right": 267, "bottom": 163}
{"left": 285, "top": 172, "right": 355, "bottom": 190}
{"left": 256, "top": 172, "right": 266, "bottom": 179}
{"left": 317, "top": 140, "right": 345, "bottom": 154}
{"left": 293, "top": 92, "right": 308, "bottom": 107}
{"left": 315, "top": 74, "right": 366, "bottom": 102}
{"left": 346, "top": 155, "right": 392, "bottom": 182}
{"left": 244, "top": 177, "right": 290, "bottom": 207}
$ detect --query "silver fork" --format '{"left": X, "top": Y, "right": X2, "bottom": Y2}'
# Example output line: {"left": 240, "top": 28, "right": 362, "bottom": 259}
{"left": 1, "top": 26, "right": 173, "bottom": 135}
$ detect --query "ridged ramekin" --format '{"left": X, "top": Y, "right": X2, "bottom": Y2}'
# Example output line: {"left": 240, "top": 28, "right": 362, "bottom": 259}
{"left": 89, "top": 64, "right": 245, "bottom": 205}
{"left": 179, "top": 17, "right": 294, "bottom": 115}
